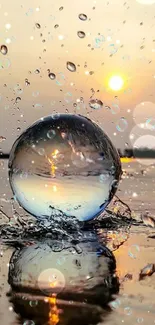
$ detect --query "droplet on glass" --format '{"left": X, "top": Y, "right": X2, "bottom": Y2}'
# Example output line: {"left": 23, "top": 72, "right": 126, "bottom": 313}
{"left": 116, "top": 117, "right": 128, "bottom": 132}
{"left": 35, "top": 69, "right": 40, "bottom": 74}
{"left": 124, "top": 307, "right": 132, "bottom": 316}
{"left": 8, "top": 114, "right": 121, "bottom": 222}
{"left": 66, "top": 61, "right": 76, "bottom": 72}
{"left": 128, "top": 244, "right": 140, "bottom": 258}
{"left": 64, "top": 92, "right": 73, "bottom": 103}
{"left": 78, "top": 13, "right": 87, "bottom": 21}
{"left": 47, "top": 129, "right": 56, "bottom": 139}
{"left": 89, "top": 99, "right": 103, "bottom": 110}
{"left": 25, "top": 78, "right": 30, "bottom": 86}
{"left": 59, "top": 6, "right": 64, "bottom": 11}
{"left": 77, "top": 31, "right": 85, "bottom": 38}
{"left": 54, "top": 24, "right": 59, "bottom": 29}
{"left": 35, "top": 23, "right": 41, "bottom": 29}
{"left": 15, "top": 97, "right": 21, "bottom": 103}
{"left": 48, "top": 72, "right": 56, "bottom": 80}
{"left": 0, "top": 45, "right": 8, "bottom": 55}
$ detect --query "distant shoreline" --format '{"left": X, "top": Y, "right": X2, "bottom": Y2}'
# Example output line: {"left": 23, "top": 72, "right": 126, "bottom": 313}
{"left": 1, "top": 153, "right": 155, "bottom": 160}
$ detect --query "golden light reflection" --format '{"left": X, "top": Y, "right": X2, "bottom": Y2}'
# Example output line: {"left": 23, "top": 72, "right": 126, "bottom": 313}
{"left": 48, "top": 296, "right": 60, "bottom": 325}
{"left": 47, "top": 149, "right": 59, "bottom": 177}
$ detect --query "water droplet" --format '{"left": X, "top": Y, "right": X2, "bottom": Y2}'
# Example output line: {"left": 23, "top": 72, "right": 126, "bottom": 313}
{"left": 55, "top": 72, "right": 65, "bottom": 86}
{"left": 77, "top": 31, "right": 85, "bottom": 38}
{"left": 8, "top": 114, "right": 121, "bottom": 222}
{"left": 59, "top": 6, "right": 64, "bottom": 11}
{"left": 48, "top": 72, "right": 56, "bottom": 80}
{"left": 34, "top": 103, "right": 42, "bottom": 109}
{"left": 29, "top": 300, "right": 38, "bottom": 307}
{"left": 124, "top": 307, "right": 132, "bottom": 316}
{"left": 78, "top": 13, "right": 87, "bottom": 21}
{"left": 64, "top": 92, "right": 73, "bottom": 103}
{"left": 137, "top": 318, "right": 144, "bottom": 323}
{"left": 0, "top": 45, "right": 8, "bottom": 55}
{"left": 66, "top": 61, "right": 76, "bottom": 72}
{"left": 35, "top": 23, "right": 41, "bottom": 29}
{"left": 128, "top": 244, "right": 140, "bottom": 258}
{"left": 37, "top": 148, "right": 45, "bottom": 156}
{"left": 54, "top": 24, "right": 59, "bottom": 29}
{"left": 25, "top": 78, "right": 30, "bottom": 86}
{"left": 14, "top": 84, "right": 23, "bottom": 95}
{"left": 56, "top": 256, "right": 66, "bottom": 265}
{"left": 111, "top": 103, "right": 120, "bottom": 114}
{"left": 15, "top": 97, "right": 21, "bottom": 103}
{"left": 47, "top": 129, "right": 56, "bottom": 139}
{"left": 35, "top": 69, "right": 40, "bottom": 74}
{"left": 89, "top": 99, "right": 103, "bottom": 110}
{"left": 32, "top": 91, "right": 39, "bottom": 97}
{"left": 116, "top": 118, "right": 128, "bottom": 132}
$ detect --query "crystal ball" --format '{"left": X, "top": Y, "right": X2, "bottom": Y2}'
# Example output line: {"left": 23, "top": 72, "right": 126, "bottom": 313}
{"left": 8, "top": 114, "right": 121, "bottom": 221}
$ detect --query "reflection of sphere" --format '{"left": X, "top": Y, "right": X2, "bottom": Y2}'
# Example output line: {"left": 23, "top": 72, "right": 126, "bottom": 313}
{"left": 8, "top": 114, "right": 121, "bottom": 221}
{"left": 8, "top": 238, "right": 118, "bottom": 304}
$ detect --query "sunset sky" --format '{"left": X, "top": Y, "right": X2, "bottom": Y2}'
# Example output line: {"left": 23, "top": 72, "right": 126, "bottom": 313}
{"left": 1, "top": 0, "right": 155, "bottom": 152}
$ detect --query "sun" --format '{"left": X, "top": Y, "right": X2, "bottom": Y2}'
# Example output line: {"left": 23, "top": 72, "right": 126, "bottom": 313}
{"left": 109, "top": 75, "right": 124, "bottom": 91}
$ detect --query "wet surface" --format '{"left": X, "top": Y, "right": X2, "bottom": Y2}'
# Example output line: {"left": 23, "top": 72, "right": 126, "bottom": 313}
{"left": 1, "top": 160, "right": 155, "bottom": 324}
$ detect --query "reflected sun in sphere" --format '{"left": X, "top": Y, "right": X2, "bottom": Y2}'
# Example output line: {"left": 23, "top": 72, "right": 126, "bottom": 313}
{"left": 108, "top": 75, "right": 124, "bottom": 91}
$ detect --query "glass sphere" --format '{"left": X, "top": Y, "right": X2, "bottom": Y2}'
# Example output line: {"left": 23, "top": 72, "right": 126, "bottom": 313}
{"left": 8, "top": 114, "right": 121, "bottom": 221}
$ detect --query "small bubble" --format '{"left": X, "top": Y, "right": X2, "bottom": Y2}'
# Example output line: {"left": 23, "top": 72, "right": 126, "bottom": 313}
{"left": 137, "top": 317, "right": 144, "bottom": 323}
{"left": 0, "top": 45, "right": 8, "bottom": 55}
{"left": 37, "top": 148, "right": 45, "bottom": 156}
{"left": 145, "top": 118, "right": 155, "bottom": 130}
{"left": 111, "top": 103, "right": 120, "bottom": 114}
{"left": 56, "top": 256, "right": 66, "bottom": 265}
{"left": 34, "top": 103, "right": 42, "bottom": 109}
{"left": 54, "top": 24, "right": 59, "bottom": 29}
{"left": 29, "top": 300, "right": 38, "bottom": 307}
{"left": 47, "top": 129, "right": 56, "bottom": 139}
{"left": 78, "top": 13, "right": 87, "bottom": 21}
{"left": 14, "top": 84, "right": 23, "bottom": 94}
{"left": 128, "top": 244, "right": 140, "bottom": 258}
{"left": 124, "top": 307, "right": 132, "bottom": 316}
{"left": 35, "top": 23, "right": 41, "bottom": 29}
{"left": 55, "top": 72, "right": 65, "bottom": 86}
{"left": 48, "top": 72, "right": 56, "bottom": 80}
{"left": 64, "top": 92, "right": 73, "bottom": 103}
{"left": 66, "top": 61, "right": 76, "bottom": 72}
{"left": 116, "top": 117, "right": 128, "bottom": 132}
{"left": 32, "top": 91, "right": 39, "bottom": 97}
{"left": 59, "top": 6, "right": 64, "bottom": 11}
{"left": 77, "top": 31, "right": 85, "bottom": 38}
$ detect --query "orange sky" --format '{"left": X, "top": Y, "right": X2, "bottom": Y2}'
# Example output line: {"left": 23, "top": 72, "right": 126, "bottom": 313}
{"left": 1, "top": 0, "right": 155, "bottom": 151}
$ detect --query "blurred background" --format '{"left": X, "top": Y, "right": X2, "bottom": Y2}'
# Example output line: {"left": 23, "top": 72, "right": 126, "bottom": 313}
{"left": 1, "top": 0, "right": 155, "bottom": 155}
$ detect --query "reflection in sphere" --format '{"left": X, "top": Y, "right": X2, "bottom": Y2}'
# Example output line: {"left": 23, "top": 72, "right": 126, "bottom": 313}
{"left": 8, "top": 114, "right": 121, "bottom": 221}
